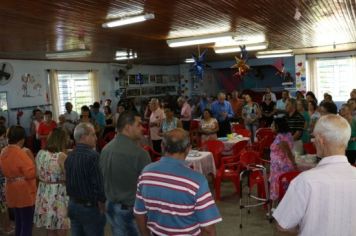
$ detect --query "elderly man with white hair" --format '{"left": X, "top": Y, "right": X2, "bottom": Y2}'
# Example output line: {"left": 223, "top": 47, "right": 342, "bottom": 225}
{"left": 273, "top": 114, "right": 356, "bottom": 236}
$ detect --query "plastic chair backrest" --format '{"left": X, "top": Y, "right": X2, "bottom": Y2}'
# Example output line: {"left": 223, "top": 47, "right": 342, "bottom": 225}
{"left": 220, "top": 155, "right": 240, "bottom": 171}
{"left": 232, "top": 140, "right": 249, "bottom": 156}
{"left": 190, "top": 120, "right": 200, "bottom": 130}
{"left": 278, "top": 171, "right": 301, "bottom": 200}
{"left": 256, "top": 128, "right": 275, "bottom": 141}
{"left": 239, "top": 150, "right": 260, "bottom": 167}
{"left": 303, "top": 142, "right": 317, "bottom": 154}
{"left": 104, "top": 131, "right": 116, "bottom": 143}
{"left": 142, "top": 145, "right": 161, "bottom": 162}
{"left": 202, "top": 140, "right": 224, "bottom": 168}
{"left": 232, "top": 123, "right": 245, "bottom": 132}
{"left": 236, "top": 129, "right": 251, "bottom": 138}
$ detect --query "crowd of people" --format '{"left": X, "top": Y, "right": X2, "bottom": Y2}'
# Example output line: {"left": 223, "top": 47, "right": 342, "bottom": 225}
{"left": 0, "top": 87, "right": 354, "bottom": 236}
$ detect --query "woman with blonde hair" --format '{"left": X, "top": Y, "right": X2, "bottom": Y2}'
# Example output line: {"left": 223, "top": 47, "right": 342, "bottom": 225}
{"left": 33, "top": 128, "right": 70, "bottom": 236}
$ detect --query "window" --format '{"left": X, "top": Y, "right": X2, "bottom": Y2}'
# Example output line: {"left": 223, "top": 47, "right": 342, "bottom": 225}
{"left": 315, "top": 57, "right": 356, "bottom": 102}
{"left": 57, "top": 72, "right": 94, "bottom": 114}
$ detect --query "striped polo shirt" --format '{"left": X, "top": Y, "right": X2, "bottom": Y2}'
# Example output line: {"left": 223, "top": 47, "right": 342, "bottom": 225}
{"left": 134, "top": 157, "right": 222, "bottom": 236}
{"left": 286, "top": 111, "right": 305, "bottom": 136}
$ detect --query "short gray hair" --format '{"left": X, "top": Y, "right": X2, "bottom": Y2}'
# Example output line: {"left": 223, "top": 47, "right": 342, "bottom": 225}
{"left": 74, "top": 122, "right": 94, "bottom": 142}
{"left": 314, "top": 114, "right": 351, "bottom": 148}
{"left": 162, "top": 128, "right": 190, "bottom": 154}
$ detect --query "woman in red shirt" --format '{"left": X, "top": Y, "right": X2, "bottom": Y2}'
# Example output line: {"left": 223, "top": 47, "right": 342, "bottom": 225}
{"left": 0, "top": 126, "right": 36, "bottom": 236}
{"left": 38, "top": 110, "right": 57, "bottom": 149}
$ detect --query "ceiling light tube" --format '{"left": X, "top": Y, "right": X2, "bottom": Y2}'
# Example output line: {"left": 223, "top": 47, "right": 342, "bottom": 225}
{"left": 256, "top": 50, "right": 293, "bottom": 58}
{"left": 256, "top": 53, "right": 293, "bottom": 59}
{"left": 46, "top": 49, "right": 91, "bottom": 59}
{"left": 115, "top": 53, "right": 137, "bottom": 61}
{"left": 167, "top": 32, "right": 234, "bottom": 48}
{"left": 185, "top": 58, "right": 195, "bottom": 63}
{"left": 214, "top": 43, "right": 268, "bottom": 54}
{"left": 102, "top": 13, "right": 155, "bottom": 28}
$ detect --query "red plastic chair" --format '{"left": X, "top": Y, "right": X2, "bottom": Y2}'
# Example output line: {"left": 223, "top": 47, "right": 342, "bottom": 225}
{"left": 190, "top": 120, "right": 201, "bottom": 148}
{"left": 142, "top": 123, "right": 150, "bottom": 136}
{"left": 232, "top": 123, "right": 245, "bottom": 132}
{"left": 239, "top": 151, "right": 266, "bottom": 198}
{"left": 231, "top": 140, "right": 249, "bottom": 156}
{"left": 104, "top": 131, "right": 116, "bottom": 143}
{"left": 201, "top": 140, "right": 224, "bottom": 168}
{"left": 214, "top": 155, "right": 240, "bottom": 201}
{"left": 142, "top": 145, "right": 161, "bottom": 162}
{"left": 235, "top": 128, "right": 251, "bottom": 138}
{"left": 278, "top": 171, "right": 301, "bottom": 200}
{"left": 256, "top": 128, "right": 275, "bottom": 141}
{"left": 190, "top": 120, "right": 200, "bottom": 130}
{"left": 303, "top": 142, "right": 317, "bottom": 154}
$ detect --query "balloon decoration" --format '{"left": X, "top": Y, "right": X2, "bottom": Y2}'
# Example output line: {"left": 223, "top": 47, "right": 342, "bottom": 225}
{"left": 190, "top": 49, "right": 208, "bottom": 80}
{"left": 231, "top": 45, "right": 250, "bottom": 79}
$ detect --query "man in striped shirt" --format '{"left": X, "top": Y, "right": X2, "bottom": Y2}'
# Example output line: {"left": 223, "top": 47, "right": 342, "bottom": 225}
{"left": 134, "top": 128, "right": 222, "bottom": 236}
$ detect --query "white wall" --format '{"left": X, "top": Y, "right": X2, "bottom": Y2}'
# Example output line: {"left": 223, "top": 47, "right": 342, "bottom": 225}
{"left": 0, "top": 59, "right": 179, "bottom": 133}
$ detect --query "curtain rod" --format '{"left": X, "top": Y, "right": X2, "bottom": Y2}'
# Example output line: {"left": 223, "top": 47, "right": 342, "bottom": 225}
{"left": 10, "top": 104, "right": 52, "bottom": 111}
{"left": 45, "top": 69, "right": 98, "bottom": 72}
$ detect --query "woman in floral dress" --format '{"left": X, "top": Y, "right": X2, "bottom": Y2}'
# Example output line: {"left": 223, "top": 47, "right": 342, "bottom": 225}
{"left": 33, "top": 128, "right": 70, "bottom": 236}
{"left": 269, "top": 118, "right": 296, "bottom": 208}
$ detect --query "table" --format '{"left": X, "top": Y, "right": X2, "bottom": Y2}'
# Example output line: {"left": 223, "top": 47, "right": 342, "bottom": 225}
{"left": 296, "top": 154, "right": 318, "bottom": 171}
{"left": 186, "top": 151, "right": 216, "bottom": 176}
{"left": 219, "top": 137, "right": 250, "bottom": 155}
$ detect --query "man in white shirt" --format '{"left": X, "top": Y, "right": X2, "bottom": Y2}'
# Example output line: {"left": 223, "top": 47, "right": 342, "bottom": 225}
{"left": 177, "top": 96, "right": 192, "bottom": 131}
{"left": 275, "top": 90, "right": 289, "bottom": 116}
{"left": 262, "top": 87, "right": 277, "bottom": 102}
{"left": 149, "top": 98, "right": 165, "bottom": 153}
{"left": 63, "top": 102, "right": 79, "bottom": 135}
{"left": 273, "top": 114, "right": 356, "bottom": 236}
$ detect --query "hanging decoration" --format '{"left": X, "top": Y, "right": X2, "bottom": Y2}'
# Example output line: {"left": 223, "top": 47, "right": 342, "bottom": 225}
{"left": 114, "top": 63, "right": 132, "bottom": 82}
{"left": 190, "top": 48, "right": 208, "bottom": 80}
{"left": 231, "top": 45, "right": 250, "bottom": 79}
{"left": 273, "top": 58, "right": 285, "bottom": 78}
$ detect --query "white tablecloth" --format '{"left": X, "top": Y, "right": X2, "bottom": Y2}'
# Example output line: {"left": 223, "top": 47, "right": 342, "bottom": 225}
{"left": 221, "top": 137, "right": 250, "bottom": 155}
{"left": 296, "top": 154, "right": 318, "bottom": 171}
{"left": 186, "top": 151, "right": 216, "bottom": 176}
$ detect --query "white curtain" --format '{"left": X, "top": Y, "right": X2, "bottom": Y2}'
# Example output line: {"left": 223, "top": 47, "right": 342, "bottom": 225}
{"left": 307, "top": 57, "right": 318, "bottom": 94}
{"left": 89, "top": 70, "right": 100, "bottom": 102}
{"left": 48, "top": 69, "right": 60, "bottom": 121}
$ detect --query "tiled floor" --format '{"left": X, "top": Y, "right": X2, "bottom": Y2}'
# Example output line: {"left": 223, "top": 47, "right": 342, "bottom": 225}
{"left": 28, "top": 181, "right": 291, "bottom": 236}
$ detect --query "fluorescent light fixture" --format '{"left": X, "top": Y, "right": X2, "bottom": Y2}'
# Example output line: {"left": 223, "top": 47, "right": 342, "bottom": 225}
{"left": 115, "top": 53, "right": 137, "bottom": 61}
{"left": 256, "top": 49, "right": 293, "bottom": 58}
{"left": 102, "top": 13, "right": 155, "bottom": 28}
{"left": 215, "top": 34, "right": 266, "bottom": 47}
{"left": 214, "top": 42, "right": 268, "bottom": 54}
{"left": 46, "top": 49, "right": 91, "bottom": 59}
{"left": 185, "top": 58, "right": 194, "bottom": 63}
{"left": 167, "top": 32, "right": 234, "bottom": 48}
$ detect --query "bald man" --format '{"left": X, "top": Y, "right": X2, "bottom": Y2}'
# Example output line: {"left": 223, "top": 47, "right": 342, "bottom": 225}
{"left": 134, "top": 128, "right": 222, "bottom": 236}
{"left": 273, "top": 115, "right": 356, "bottom": 236}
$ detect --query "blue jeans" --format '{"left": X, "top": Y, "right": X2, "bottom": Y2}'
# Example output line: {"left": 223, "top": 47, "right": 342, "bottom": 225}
{"left": 106, "top": 201, "right": 139, "bottom": 236}
{"left": 68, "top": 200, "right": 106, "bottom": 236}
